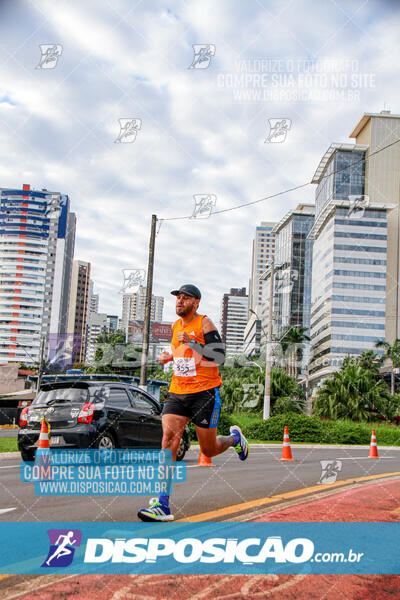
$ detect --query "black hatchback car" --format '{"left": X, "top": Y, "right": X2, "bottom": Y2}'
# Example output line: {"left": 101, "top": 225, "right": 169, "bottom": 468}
{"left": 18, "top": 381, "right": 190, "bottom": 462}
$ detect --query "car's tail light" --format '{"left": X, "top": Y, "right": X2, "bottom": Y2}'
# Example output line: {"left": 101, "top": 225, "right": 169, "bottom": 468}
{"left": 19, "top": 406, "right": 29, "bottom": 427}
{"left": 77, "top": 402, "right": 95, "bottom": 424}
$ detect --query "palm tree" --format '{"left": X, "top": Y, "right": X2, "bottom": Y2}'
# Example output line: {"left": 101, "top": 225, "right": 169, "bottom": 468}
{"left": 375, "top": 339, "right": 400, "bottom": 395}
{"left": 280, "top": 326, "right": 310, "bottom": 378}
{"left": 313, "top": 364, "right": 390, "bottom": 421}
{"left": 355, "top": 350, "right": 383, "bottom": 374}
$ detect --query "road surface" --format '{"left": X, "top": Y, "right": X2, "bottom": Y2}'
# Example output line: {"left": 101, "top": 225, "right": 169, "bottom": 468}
{"left": 1, "top": 444, "right": 399, "bottom": 522}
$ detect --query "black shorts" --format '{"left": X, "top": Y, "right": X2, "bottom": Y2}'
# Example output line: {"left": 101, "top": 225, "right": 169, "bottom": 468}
{"left": 162, "top": 387, "right": 221, "bottom": 429}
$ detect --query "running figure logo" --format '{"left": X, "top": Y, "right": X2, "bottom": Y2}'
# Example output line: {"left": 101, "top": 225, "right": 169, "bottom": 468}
{"left": 318, "top": 460, "right": 342, "bottom": 484}
{"left": 36, "top": 45, "right": 63, "bottom": 69}
{"left": 190, "top": 194, "right": 217, "bottom": 219}
{"left": 115, "top": 118, "right": 142, "bottom": 143}
{"left": 188, "top": 45, "right": 216, "bottom": 69}
{"left": 120, "top": 269, "right": 146, "bottom": 294}
{"left": 41, "top": 529, "right": 82, "bottom": 568}
{"left": 265, "top": 118, "right": 291, "bottom": 143}
{"left": 348, "top": 195, "right": 370, "bottom": 219}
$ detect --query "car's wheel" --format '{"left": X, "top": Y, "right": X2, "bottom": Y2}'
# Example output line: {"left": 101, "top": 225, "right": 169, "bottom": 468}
{"left": 20, "top": 448, "right": 35, "bottom": 462}
{"left": 96, "top": 433, "right": 116, "bottom": 450}
{"left": 176, "top": 436, "right": 186, "bottom": 461}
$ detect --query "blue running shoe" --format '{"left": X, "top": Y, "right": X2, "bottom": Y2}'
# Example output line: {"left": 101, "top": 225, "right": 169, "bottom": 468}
{"left": 230, "top": 425, "right": 249, "bottom": 461}
{"left": 137, "top": 497, "right": 174, "bottom": 522}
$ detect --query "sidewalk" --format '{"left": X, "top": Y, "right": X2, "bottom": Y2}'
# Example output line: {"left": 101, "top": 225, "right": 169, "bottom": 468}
{"left": 250, "top": 475, "right": 400, "bottom": 523}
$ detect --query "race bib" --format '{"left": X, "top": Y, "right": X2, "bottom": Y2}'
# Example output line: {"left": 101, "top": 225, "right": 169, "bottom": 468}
{"left": 173, "top": 357, "right": 197, "bottom": 377}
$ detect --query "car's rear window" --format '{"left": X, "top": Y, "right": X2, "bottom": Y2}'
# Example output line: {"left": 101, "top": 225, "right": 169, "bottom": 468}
{"left": 32, "top": 387, "right": 89, "bottom": 406}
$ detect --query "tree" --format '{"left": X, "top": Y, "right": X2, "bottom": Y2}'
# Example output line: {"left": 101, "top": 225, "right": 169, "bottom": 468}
{"left": 375, "top": 339, "right": 400, "bottom": 395}
{"left": 271, "top": 367, "right": 304, "bottom": 405}
{"left": 313, "top": 364, "right": 391, "bottom": 421}
{"left": 93, "top": 330, "right": 141, "bottom": 373}
{"left": 343, "top": 350, "right": 382, "bottom": 375}
{"left": 278, "top": 326, "right": 310, "bottom": 378}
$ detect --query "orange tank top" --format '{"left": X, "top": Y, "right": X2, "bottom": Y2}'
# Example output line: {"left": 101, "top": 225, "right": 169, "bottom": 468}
{"left": 169, "top": 314, "right": 222, "bottom": 394}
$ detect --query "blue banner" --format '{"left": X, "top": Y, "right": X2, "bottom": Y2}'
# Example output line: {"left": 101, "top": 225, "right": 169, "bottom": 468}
{"left": 19, "top": 450, "right": 186, "bottom": 496}
{"left": 0, "top": 522, "right": 398, "bottom": 574}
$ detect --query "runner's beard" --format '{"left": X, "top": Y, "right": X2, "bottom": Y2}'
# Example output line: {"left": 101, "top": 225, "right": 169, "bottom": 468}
{"left": 176, "top": 302, "right": 195, "bottom": 316}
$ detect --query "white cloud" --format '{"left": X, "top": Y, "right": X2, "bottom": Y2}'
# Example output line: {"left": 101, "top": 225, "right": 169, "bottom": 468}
{"left": 0, "top": 0, "right": 398, "bottom": 325}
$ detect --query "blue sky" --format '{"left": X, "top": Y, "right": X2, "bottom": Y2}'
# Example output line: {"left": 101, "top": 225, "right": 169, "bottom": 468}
{"left": 0, "top": 0, "right": 399, "bottom": 324}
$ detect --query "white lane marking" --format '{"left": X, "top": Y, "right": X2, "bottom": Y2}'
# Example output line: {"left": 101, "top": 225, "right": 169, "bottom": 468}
{"left": 0, "top": 465, "right": 19, "bottom": 469}
{"left": 0, "top": 507, "right": 16, "bottom": 515}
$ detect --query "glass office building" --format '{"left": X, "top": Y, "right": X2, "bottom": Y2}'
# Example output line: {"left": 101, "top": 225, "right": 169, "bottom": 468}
{"left": 273, "top": 205, "right": 315, "bottom": 339}
{"left": 309, "top": 145, "right": 391, "bottom": 382}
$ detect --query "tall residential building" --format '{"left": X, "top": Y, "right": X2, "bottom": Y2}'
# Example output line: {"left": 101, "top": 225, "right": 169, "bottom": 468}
{"left": 248, "top": 222, "right": 276, "bottom": 313}
{"left": 349, "top": 111, "right": 400, "bottom": 341}
{"left": 89, "top": 283, "right": 99, "bottom": 314}
{"left": 272, "top": 204, "right": 315, "bottom": 340}
{"left": 67, "top": 261, "right": 91, "bottom": 363}
{"left": 0, "top": 184, "right": 75, "bottom": 364}
{"left": 220, "top": 287, "right": 249, "bottom": 356}
{"left": 308, "top": 139, "right": 393, "bottom": 385}
{"left": 121, "top": 286, "right": 164, "bottom": 330}
{"left": 85, "top": 312, "right": 108, "bottom": 363}
{"left": 107, "top": 315, "right": 119, "bottom": 333}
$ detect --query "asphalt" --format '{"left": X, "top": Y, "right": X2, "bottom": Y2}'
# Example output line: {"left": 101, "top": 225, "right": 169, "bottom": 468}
{"left": 0, "top": 444, "right": 399, "bottom": 522}
{"left": 0, "top": 473, "right": 399, "bottom": 600}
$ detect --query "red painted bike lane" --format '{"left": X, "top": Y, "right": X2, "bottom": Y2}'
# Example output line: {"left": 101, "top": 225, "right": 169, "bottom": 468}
{"left": 4, "top": 478, "right": 400, "bottom": 600}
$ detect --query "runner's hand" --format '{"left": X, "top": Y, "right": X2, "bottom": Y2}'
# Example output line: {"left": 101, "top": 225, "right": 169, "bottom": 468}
{"left": 158, "top": 352, "right": 173, "bottom": 364}
{"left": 176, "top": 331, "right": 191, "bottom": 344}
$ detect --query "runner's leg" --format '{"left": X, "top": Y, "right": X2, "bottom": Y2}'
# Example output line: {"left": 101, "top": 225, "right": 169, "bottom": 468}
{"left": 162, "top": 414, "right": 190, "bottom": 460}
{"left": 137, "top": 413, "right": 189, "bottom": 522}
{"left": 160, "top": 414, "right": 189, "bottom": 504}
{"left": 195, "top": 426, "right": 234, "bottom": 457}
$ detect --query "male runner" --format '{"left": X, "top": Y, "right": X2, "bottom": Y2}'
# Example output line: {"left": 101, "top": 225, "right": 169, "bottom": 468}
{"left": 138, "top": 284, "right": 248, "bottom": 522}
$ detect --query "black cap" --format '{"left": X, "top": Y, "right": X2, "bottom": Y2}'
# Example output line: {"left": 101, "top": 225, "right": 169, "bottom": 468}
{"left": 171, "top": 284, "right": 201, "bottom": 300}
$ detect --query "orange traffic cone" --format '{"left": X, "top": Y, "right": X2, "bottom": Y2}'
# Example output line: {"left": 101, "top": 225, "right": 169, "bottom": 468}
{"left": 368, "top": 429, "right": 379, "bottom": 459}
{"left": 35, "top": 418, "right": 51, "bottom": 475}
{"left": 197, "top": 449, "right": 214, "bottom": 467}
{"left": 36, "top": 417, "right": 51, "bottom": 460}
{"left": 37, "top": 417, "right": 51, "bottom": 450}
{"left": 279, "top": 425, "right": 294, "bottom": 461}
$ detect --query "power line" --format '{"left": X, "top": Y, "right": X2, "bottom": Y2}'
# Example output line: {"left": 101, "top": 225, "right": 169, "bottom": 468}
{"left": 159, "top": 138, "right": 400, "bottom": 222}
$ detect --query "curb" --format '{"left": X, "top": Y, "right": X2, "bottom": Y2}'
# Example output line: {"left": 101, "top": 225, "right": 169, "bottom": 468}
{"left": 246, "top": 443, "right": 400, "bottom": 450}
{"left": 177, "top": 471, "right": 400, "bottom": 522}
{"left": 0, "top": 452, "right": 19, "bottom": 460}
{"left": 2, "top": 443, "right": 400, "bottom": 461}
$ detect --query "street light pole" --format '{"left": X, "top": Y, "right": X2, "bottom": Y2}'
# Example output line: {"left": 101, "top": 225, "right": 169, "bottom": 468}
{"left": 37, "top": 335, "right": 46, "bottom": 390}
{"left": 263, "top": 261, "right": 275, "bottom": 420}
{"left": 140, "top": 214, "right": 157, "bottom": 389}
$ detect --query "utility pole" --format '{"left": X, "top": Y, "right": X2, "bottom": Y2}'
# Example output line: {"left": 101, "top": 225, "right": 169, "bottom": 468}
{"left": 263, "top": 262, "right": 274, "bottom": 420}
{"left": 140, "top": 215, "right": 157, "bottom": 389}
{"left": 37, "top": 335, "right": 46, "bottom": 390}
